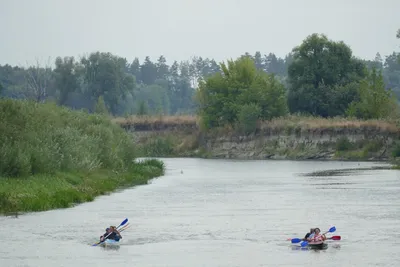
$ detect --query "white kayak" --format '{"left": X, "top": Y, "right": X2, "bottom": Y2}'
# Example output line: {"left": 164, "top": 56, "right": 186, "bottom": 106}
{"left": 100, "top": 239, "right": 121, "bottom": 246}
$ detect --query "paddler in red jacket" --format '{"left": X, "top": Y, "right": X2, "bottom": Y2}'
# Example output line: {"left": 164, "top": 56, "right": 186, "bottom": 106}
{"left": 307, "top": 228, "right": 326, "bottom": 242}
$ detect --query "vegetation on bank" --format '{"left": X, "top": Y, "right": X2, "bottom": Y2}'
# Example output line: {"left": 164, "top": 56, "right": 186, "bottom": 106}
{"left": 115, "top": 114, "right": 400, "bottom": 135}
{"left": 115, "top": 114, "right": 400, "bottom": 161}
{"left": 0, "top": 99, "right": 165, "bottom": 213}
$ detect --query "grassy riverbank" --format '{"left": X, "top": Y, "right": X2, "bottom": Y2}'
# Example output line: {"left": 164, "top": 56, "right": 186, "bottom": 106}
{"left": 115, "top": 115, "right": 400, "bottom": 162}
{"left": 0, "top": 99, "right": 165, "bottom": 214}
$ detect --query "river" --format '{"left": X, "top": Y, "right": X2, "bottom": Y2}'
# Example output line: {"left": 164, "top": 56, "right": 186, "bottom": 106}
{"left": 1, "top": 158, "right": 400, "bottom": 267}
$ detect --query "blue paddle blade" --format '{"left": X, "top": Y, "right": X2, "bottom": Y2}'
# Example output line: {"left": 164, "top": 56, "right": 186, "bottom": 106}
{"left": 329, "top": 226, "right": 336, "bottom": 233}
{"left": 119, "top": 218, "right": 128, "bottom": 227}
{"left": 300, "top": 241, "right": 308, "bottom": 247}
{"left": 291, "top": 238, "right": 302, "bottom": 244}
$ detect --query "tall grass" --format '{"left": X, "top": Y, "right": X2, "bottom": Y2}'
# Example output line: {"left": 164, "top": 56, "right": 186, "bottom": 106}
{"left": 114, "top": 114, "right": 400, "bottom": 134}
{"left": 0, "top": 99, "right": 137, "bottom": 177}
{"left": 0, "top": 99, "right": 165, "bottom": 213}
{"left": 0, "top": 159, "right": 164, "bottom": 213}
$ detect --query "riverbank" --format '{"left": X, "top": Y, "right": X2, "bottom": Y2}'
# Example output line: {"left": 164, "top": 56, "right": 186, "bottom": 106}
{"left": 0, "top": 159, "right": 164, "bottom": 214}
{"left": 0, "top": 99, "right": 165, "bottom": 214}
{"left": 115, "top": 115, "right": 400, "bottom": 162}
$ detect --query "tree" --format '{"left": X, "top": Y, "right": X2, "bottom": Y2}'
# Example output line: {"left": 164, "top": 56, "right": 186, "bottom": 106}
{"left": 140, "top": 56, "right": 157, "bottom": 85}
{"left": 80, "top": 52, "right": 135, "bottom": 115}
{"left": 137, "top": 100, "right": 148, "bottom": 116}
{"left": 94, "top": 95, "right": 109, "bottom": 115}
{"left": 346, "top": 68, "right": 399, "bottom": 119}
{"left": 54, "top": 56, "right": 78, "bottom": 105}
{"left": 264, "top": 53, "right": 286, "bottom": 76}
{"left": 254, "top": 51, "right": 263, "bottom": 70}
{"left": 129, "top": 58, "right": 141, "bottom": 82}
{"left": 287, "top": 33, "right": 366, "bottom": 117}
{"left": 156, "top": 55, "right": 169, "bottom": 79}
{"left": 397, "top": 29, "right": 400, "bottom": 63}
{"left": 24, "top": 58, "right": 53, "bottom": 102}
{"left": 196, "top": 56, "right": 288, "bottom": 129}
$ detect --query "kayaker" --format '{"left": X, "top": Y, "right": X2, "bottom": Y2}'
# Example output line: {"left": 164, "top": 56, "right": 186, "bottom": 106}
{"left": 307, "top": 228, "right": 326, "bottom": 242}
{"left": 100, "top": 226, "right": 122, "bottom": 242}
{"left": 303, "top": 228, "right": 315, "bottom": 240}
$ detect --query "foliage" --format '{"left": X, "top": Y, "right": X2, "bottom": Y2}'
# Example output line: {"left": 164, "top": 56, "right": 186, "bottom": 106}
{"left": 287, "top": 33, "right": 367, "bottom": 117}
{"left": 0, "top": 31, "right": 400, "bottom": 121}
{"left": 346, "top": 68, "right": 399, "bottom": 119}
{"left": 53, "top": 56, "right": 79, "bottom": 105}
{"left": 137, "top": 100, "right": 148, "bottom": 115}
{"left": 138, "top": 136, "right": 175, "bottom": 157}
{"left": 336, "top": 137, "right": 354, "bottom": 151}
{"left": 196, "top": 56, "right": 288, "bottom": 129}
{"left": 237, "top": 103, "right": 262, "bottom": 134}
{"left": 391, "top": 141, "right": 400, "bottom": 158}
{"left": 80, "top": 52, "right": 136, "bottom": 115}
{"left": 0, "top": 159, "right": 165, "bottom": 213}
{"left": 94, "top": 95, "right": 109, "bottom": 115}
{"left": 0, "top": 98, "right": 137, "bottom": 177}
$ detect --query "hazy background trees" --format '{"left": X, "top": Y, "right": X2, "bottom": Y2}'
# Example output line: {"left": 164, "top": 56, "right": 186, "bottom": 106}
{"left": 1, "top": 30, "right": 399, "bottom": 123}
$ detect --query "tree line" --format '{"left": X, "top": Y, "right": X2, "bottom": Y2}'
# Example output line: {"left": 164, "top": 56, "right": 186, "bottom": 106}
{"left": 0, "top": 31, "right": 399, "bottom": 120}
{"left": 196, "top": 30, "right": 400, "bottom": 132}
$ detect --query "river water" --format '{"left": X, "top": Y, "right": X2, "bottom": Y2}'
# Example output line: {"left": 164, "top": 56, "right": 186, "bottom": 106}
{"left": 1, "top": 158, "right": 400, "bottom": 267}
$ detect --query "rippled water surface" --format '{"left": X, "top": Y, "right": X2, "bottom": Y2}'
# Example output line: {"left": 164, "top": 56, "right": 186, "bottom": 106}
{"left": 1, "top": 158, "right": 400, "bottom": 267}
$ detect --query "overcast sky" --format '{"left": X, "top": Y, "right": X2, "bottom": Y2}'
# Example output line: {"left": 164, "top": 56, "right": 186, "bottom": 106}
{"left": 0, "top": 0, "right": 399, "bottom": 67}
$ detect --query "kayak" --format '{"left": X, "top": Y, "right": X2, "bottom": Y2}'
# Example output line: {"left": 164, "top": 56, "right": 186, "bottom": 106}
{"left": 100, "top": 239, "right": 121, "bottom": 246}
{"left": 307, "top": 241, "right": 328, "bottom": 250}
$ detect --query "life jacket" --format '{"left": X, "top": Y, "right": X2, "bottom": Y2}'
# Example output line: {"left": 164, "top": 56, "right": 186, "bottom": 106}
{"left": 103, "top": 231, "right": 120, "bottom": 241}
{"left": 310, "top": 234, "right": 324, "bottom": 242}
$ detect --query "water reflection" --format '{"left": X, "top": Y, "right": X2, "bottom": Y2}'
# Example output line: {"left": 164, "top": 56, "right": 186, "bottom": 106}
{"left": 301, "top": 166, "right": 391, "bottom": 177}
{"left": 100, "top": 245, "right": 120, "bottom": 251}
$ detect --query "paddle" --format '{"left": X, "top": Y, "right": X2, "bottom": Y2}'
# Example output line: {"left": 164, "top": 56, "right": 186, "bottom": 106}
{"left": 327, "top": 235, "right": 341, "bottom": 240}
{"left": 290, "top": 238, "right": 304, "bottom": 244}
{"left": 119, "top": 223, "right": 130, "bottom": 232}
{"left": 290, "top": 235, "right": 341, "bottom": 243}
{"left": 300, "top": 226, "right": 336, "bottom": 247}
{"left": 119, "top": 224, "right": 131, "bottom": 232}
{"left": 92, "top": 218, "right": 128, "bottom": 246}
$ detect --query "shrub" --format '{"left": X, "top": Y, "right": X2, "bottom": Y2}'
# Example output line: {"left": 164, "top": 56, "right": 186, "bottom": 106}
{"left": 0, "top": 99, "right": 137, "bottom": 177}
{"left": 237, "top": 103, "right": 262, "bottom": 134}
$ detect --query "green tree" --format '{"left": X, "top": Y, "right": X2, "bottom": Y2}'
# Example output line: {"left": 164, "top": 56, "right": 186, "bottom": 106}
{"left": 54, "top": 56, "right": 79, "bottom": 105}
{"left": 137, "top": 100, "right": 148, "bottom": 116}
{"left": 94, "top": 95, "right": 109, "bottom": 115}
{"left": 196, "top": 56, "right": 288, "bottom": 129}
{"left": 287, "top": 33, "right": 366, "bottom": 117}
{"left": 129, "top": 57, "right": 141, "bottom": 83}
{"left": 156, "top": 55, "right": 169, "bottom": 79}
{"left": 346, "top": 68, "right": 399, "bottom": 119}
{"left": 80, "top": 52, "right": 135, "bottom": 115}
{"left": 140, "top": 56, "right": 158, "bottom": 85}
{"left": 253, "top": 51, "right": 263, "bottom": 70}
{"left": 237, "top": 103, "right": 262, "bottom": 134}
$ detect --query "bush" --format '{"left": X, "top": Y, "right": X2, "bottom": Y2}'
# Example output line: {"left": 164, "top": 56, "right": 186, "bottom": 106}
{"left": 237, "top": 103, "right": 261, "bottom": 134}
{"left": 139, "top": 136, "right": 175, "bottom": 156}
{"left": 391, "top": 141, "right": 400, "bottom": 158}
{"left": 0, "top": 99, "right": 137, "bottom": 177}
{"left": 336, "top": 137, "right": 354, "bottom": 151}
